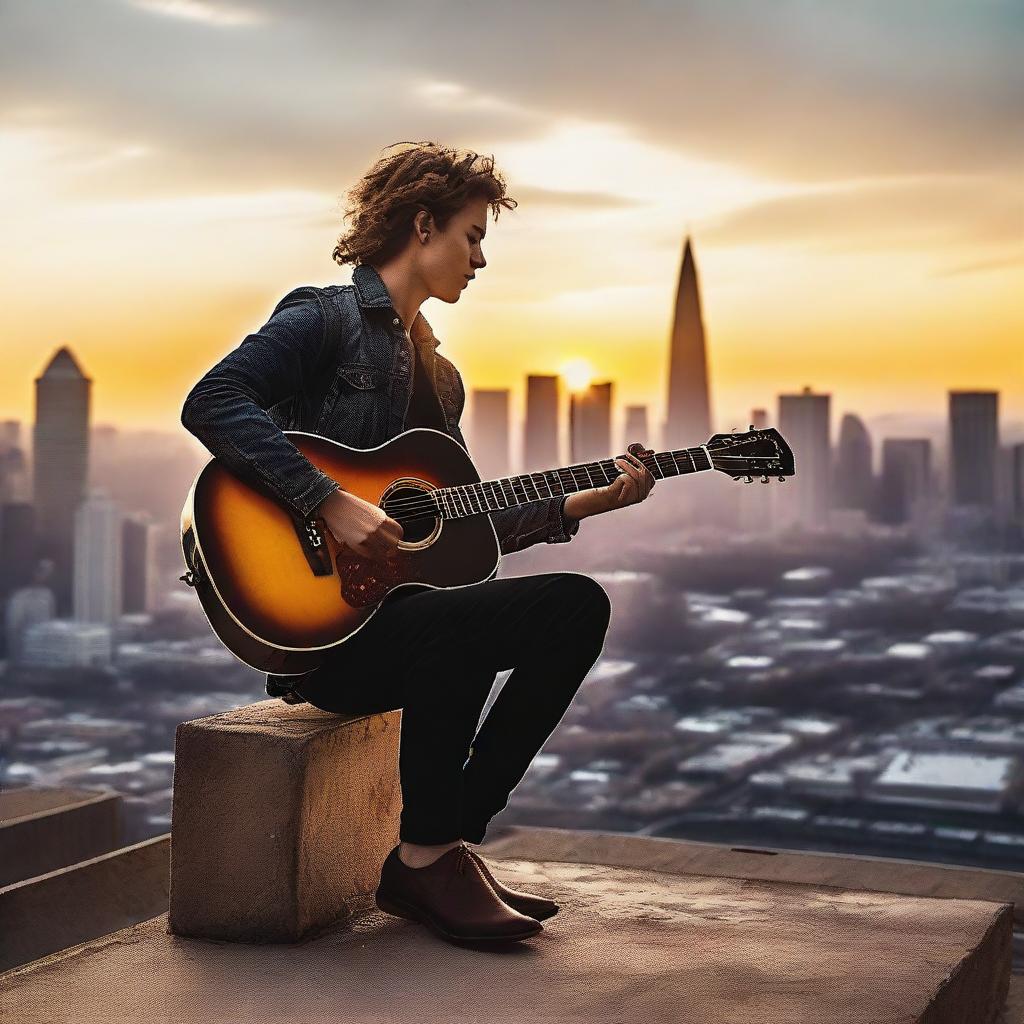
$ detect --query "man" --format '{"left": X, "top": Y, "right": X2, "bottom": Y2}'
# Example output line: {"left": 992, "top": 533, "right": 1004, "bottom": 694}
{"left": 181, "top": 141, "right": 655, "bottom": 947}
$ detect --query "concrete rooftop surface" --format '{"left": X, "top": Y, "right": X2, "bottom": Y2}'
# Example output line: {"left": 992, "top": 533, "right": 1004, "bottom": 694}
{"left": 2, "top": 827, "right": 1018, "bottom": 1023}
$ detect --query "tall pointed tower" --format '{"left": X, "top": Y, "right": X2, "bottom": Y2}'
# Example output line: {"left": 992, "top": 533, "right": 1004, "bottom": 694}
{"left": 664, "top": 236, "right": 712, "bottom": 449}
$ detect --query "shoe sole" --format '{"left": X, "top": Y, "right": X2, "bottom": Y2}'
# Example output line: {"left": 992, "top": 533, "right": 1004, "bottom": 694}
{"left": 375, "top": 888, "right": 543, "bottom": 945}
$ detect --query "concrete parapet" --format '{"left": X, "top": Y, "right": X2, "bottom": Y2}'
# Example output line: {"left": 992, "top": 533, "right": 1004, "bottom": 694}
{"left": 0, "top": 834, "right": 169, "bottom": 972}
{"left": 168, "top": 699, "right": 401, "bottom": 943}
{"left": 0, "top": 788, "right": 122, "bottom": 887}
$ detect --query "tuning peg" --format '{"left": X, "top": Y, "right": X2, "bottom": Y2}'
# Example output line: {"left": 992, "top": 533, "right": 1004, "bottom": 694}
{"left": 745, "top": 475, "right": 754, "bottom": 483}
{"left": 732, "top": 475, "right": 742, "bottom": 482}
{"left": 749, "top": 424, "right": 755, "bottom": 431}
{"left": 760, "top": 475, "right": 769, "bottom": 483}
{"left": 777, "top": 476, "right": 786, "bottom": 482}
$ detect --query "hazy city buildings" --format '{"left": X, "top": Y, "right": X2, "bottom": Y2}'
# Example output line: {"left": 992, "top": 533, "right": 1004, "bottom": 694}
{"left": 878, "top": 439, "right": 933, "bottom": 528}
{"left": 32, "top": 348, "right": 91, "bottom": 614}
{"left": 834, "top": 414, "right": 874, "bottom": 513}
{"left": 949, "top": 390, "right": 999, "bottom": 509}
{"left": 1013, "top": 443, "right": 1024, "bottom": 525}
{"left": 737, "top": 408, "right": 777, "bottom": 534}
{"left": 623, "top": 405, "right": 650, "bottom": 453}
{"left": 0, "top": 502, "right": 36, "bottom": 604}
{"left": 469, "top": 387, "right": 511, "bottom": 480}
{"left": 524, "top": 374, "right": 561, "bottom": 472}
{"left": 776, "top": 386, "right": 831, "bottom": 531}
{"left": 4, "top": 584, "right": 55, "bottom": 666}
{"left": 121, "top": 514, "right": 153, "bottom": 615}
{"left": 570, "top": 381, "right": 613, "bottom": 463}
{"left": 73, "top": 490, "right": 122, "bottom": 625}
{"left": 20, "top": 618, "right": 112, "bottom": 668}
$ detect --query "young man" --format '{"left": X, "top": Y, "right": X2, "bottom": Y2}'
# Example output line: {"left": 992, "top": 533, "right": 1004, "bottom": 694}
{"left": 181, "top": 141, "right": 655, "bottom": 946}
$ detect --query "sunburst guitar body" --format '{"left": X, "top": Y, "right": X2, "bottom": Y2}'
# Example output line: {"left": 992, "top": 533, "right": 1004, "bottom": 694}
{"left": 179, "top": 425, "right": 794, "bottom": 674}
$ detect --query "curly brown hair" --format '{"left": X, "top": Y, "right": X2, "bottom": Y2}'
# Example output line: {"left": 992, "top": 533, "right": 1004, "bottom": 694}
{"left": 331, "top": 141, "right": 517, "bottom": 268}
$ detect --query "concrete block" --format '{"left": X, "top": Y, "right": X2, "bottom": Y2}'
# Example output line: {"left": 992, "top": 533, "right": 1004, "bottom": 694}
{"left": 168, "top": 699, "right": 401, "bottom": 943}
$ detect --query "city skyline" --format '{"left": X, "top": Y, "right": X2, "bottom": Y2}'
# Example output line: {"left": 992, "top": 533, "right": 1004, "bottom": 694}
{"left": 1, "top": 2, "right": 1020, "bottom": 431}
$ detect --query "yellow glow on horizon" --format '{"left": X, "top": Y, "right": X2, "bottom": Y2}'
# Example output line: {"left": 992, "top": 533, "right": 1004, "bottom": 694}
{"left": 1, "top": 115, "right": 1021, "bottom": 437}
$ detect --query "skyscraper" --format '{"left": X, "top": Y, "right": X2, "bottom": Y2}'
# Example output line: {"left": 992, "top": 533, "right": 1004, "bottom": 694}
{"left": 570, "top": 381, "right": 613, "bottom": 463}
{"left": 878, "top": 439, "right": 932, "bottom": 527}
{"left": 470, "top": 388, "right": 511, "bottom": 480}
{"left": 622, "top": 405, "right": 650, "bottom": 454}
{"left": 122, "top": 514, "right": 153, "bottom": 615}
{"left": 665, "top": 237, "right": 712, "bottom": 446}
{"left": 33, "top": 347, "right": 91, "bottom": 614}
{"left": 664, "top": 235, "right": 723, "bottom": 525}
{"left": 737, "top": 407, "right": 776, "bottom": 534}
{"left": 73, "top": 489, "right": 122, "bottom": 625}
{"left": 948, "top": 391, "right": 998, "bottom": 508}
{"left": 777, "top": 386, "right": 830, "bottom": 530}
{"left": 1012, "top": 443, "right": 1024, "bottom": 527}
{"left": 524, "top": 375, "right": 560, "bottom": 472}
{"left": 833, "top": 414, "right": 874, "bottom": 512}
{"left": 0, "top": 502, "right": 37, "bottom": 603}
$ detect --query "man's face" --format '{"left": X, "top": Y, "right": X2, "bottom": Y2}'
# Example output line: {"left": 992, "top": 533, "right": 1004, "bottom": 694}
{"left": 420, "top": 194, "right": 488, "bottom": 303}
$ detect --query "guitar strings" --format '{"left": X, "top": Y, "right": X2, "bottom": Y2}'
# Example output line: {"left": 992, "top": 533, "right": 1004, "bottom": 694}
{"left": 371, "top": 452, "right": 782, "bottom": 518}
{"left": 364, "top": 457, "right": 783, "bottom": 523}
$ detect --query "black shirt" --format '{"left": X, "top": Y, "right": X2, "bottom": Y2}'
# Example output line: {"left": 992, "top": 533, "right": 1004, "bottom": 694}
{"left": 405, "top": 343, "right": 447, "bottom": 431}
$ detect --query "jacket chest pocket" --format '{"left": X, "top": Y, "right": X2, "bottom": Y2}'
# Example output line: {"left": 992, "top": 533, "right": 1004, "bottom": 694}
{"left": 317, "top": 362, "right": 394, "bottom": 445}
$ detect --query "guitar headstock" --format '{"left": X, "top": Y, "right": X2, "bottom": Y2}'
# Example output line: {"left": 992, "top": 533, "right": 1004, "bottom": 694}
{"left": 705, "top": 426, "right": 795, "bottom": 483}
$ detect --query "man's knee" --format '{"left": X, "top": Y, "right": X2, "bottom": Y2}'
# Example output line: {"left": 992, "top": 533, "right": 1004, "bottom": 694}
{"left": 550, "top": 572, "right": 612, "bottom": 631}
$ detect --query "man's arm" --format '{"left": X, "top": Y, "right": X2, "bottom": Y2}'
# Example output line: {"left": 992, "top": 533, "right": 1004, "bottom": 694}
{"left": 180, "top": 288, "right": 341, "bottom": 521}
{"left": 444, "top": 365, "right": 582, "bottom": 555}
{"left": 488, "top": 493, "right": 581, "bottom": 555}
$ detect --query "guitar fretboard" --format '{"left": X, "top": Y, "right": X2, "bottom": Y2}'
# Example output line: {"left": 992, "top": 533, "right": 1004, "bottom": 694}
{"left": 430, "top": 445, "right": 715, "bottom": 520}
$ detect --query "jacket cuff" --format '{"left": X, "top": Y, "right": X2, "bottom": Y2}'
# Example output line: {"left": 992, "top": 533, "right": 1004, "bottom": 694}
{"left": 547, "top": 494, "right": 581, "bottom": 544}
{"left": 296, "top": 474, "right": 341, "bottom": 520}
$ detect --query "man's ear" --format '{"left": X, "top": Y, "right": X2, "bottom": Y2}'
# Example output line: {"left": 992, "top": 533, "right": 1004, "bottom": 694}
{"left": 414, "top": 208, "right": 434, "bottom": 243}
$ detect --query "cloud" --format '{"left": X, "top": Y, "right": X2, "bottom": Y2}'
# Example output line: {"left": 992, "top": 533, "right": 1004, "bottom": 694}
{"left": 701, "top": 176, "right": 1024, "bottom": 251}
{"left": 0, "top": 0, "right": 1019, "bottom": 202}
{"left": 933, "top": 252, "right": 1024, "bottom": 278}
{"left": 510, "top": 185, "right": 645, "bottom": 210}
{"left": 125, "top": 0, "right": 268, "bottom": 27}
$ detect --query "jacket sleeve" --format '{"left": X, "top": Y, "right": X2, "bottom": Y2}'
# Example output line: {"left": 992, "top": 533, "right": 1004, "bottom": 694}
{"left": 447, "top": 365, "right": 580, "bottom": 555}
{"left": 489, "top": 495, "right": 581, "bottom": 556}
{"left": 180, "top": 288, "right": 341, "bottom": 521}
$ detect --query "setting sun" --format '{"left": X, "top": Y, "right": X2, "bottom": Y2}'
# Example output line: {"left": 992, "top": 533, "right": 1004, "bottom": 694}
{"left": 560, "top": 358, "right": 595, "bottom": 393}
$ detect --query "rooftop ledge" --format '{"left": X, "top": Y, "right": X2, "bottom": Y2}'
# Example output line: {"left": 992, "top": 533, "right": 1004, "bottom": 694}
{"left": 3, "top": 825, "right": 1019, "bottom": 1023}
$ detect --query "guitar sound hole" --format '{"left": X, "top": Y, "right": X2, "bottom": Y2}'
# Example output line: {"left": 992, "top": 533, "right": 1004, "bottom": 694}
{"left": 383, "top": 485, "right": 438, "bottom": 544}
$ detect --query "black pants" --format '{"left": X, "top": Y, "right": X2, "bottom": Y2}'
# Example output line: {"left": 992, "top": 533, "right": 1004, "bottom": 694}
{"left": 295, "top": 571, "right": 612, "bottom": 845}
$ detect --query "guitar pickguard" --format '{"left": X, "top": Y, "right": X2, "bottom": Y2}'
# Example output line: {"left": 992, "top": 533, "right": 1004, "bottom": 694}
{"left": 335, "top": 544, "right": 426, "bottom": 607}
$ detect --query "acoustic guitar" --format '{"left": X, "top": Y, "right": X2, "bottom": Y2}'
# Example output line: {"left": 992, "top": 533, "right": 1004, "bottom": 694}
{"left": 179, "top": 426, "right": 794, "bottom": 674}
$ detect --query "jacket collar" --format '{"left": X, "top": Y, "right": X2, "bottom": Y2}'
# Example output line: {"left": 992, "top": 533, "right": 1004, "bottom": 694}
{"left": 352, "top": 262, "right": 440, "bottom": 349}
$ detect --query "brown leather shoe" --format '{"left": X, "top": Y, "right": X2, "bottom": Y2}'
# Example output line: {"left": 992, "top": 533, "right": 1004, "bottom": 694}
{"left": 465, "top": 847, "right": 560, "bottom": 921}
{"left": 375, "top": 843, "right": 543, "bottom": 946}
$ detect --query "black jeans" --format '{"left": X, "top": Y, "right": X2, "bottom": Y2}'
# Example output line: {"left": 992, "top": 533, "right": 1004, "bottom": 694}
{"left": 295, "top": 572, "right": 612, "bottom": 845}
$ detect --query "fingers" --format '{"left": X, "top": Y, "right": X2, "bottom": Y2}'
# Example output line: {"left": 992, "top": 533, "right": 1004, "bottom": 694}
{"left": 615, "top": 453, "right": 655, "bottom": 500}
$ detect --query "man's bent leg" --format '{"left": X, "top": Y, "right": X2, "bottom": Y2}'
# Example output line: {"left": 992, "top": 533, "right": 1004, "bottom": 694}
{"left": 460, "top": 573, "right": 613, "bottom": 843}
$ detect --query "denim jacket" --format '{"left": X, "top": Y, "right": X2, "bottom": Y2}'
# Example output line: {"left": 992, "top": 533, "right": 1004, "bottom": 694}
{"left": 180, "top": 262, "right": 580, "bottom": 556}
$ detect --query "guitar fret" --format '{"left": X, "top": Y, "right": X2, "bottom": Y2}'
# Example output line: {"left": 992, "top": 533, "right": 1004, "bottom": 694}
{"left": 458, "top": 439, "right": 737, "bottom": 523}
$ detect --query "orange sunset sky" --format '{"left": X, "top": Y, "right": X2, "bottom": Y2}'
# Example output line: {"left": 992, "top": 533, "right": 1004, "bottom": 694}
{"left": 2, "top": 0, "right": 1021, "bottom": 442}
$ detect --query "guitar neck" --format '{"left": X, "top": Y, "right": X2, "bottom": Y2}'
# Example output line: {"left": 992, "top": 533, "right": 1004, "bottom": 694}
{"left": 431, "top": 445, "right": 714, "bottom": 521}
